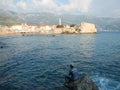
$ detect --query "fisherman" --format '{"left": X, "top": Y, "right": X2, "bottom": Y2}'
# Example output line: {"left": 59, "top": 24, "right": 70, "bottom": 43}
{"left": 65, "top": 64, "right": 79, "bottom": 84}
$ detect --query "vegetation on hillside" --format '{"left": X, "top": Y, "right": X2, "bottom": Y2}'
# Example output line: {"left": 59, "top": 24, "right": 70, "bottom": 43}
{"left": 0, "top": 16, "right": 21, "bottom": 26}
{"left": 0, "top": 9, "right": 120, "bottom": 31}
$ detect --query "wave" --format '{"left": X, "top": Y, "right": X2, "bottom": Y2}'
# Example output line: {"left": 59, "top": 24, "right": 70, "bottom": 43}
{"left": 92, "top": 75, "right": 120, "bottom": 90}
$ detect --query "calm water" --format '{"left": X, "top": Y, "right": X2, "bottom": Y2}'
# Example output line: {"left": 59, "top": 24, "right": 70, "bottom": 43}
{"left": 0, "top": 32, "right": 120, "bottom": 90}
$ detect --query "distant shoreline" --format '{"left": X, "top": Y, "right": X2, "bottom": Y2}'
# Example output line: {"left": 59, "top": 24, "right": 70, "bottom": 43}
{"left": 0, "top": 32, "right": 43, "bottom": 37}
{"left": 0, "top": 22, "right": 97, "bottom": 37}
{"left": 0, "top": 32, "right": 98, "bottom": 37}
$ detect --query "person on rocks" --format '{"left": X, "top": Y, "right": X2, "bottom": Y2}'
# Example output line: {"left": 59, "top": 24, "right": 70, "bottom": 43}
{"left": 65, "top": 64, "right": 79, "bottom": 84}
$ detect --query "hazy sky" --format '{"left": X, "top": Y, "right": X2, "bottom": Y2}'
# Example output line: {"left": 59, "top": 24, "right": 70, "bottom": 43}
{"left": 0, "top": 0, "right": 120, "bottom": 17}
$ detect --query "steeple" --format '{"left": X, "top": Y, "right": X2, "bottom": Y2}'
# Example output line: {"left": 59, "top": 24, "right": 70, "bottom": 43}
{"left": 59, "top": 18, "right": 62, "bottom": 25}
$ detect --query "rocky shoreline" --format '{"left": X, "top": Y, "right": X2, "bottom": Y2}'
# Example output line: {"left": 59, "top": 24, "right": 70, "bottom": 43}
{"left": 0, "top": 22, "right": 97, "bottom": 37}
{"left": 0, "top": 32, "right": 42, "bottom": 37}
{"left": 56, "top": 75, "right": 99, "bottom": 90}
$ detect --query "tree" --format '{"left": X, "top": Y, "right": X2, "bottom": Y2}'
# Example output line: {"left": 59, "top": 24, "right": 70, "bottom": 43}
{"left": 70, "top": 24, "right": 76, "bottom": 27}
{"left": 56, "top": 25, "right": 64, "bottom": 28}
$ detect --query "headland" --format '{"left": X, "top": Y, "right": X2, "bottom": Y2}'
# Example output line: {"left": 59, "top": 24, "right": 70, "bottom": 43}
{"left": 0, "top": 22, "right": 97, "bottom": 36}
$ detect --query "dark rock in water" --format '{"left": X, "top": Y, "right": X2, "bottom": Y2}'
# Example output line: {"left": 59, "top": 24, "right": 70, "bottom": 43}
{"left": 0, "top": 42, "right": 6, "bottom": 49}
{"left": 1, "top": 46, "right": 3, "bottom": 48}
{"left": 77, "top": 76, "right": 99, "bottom": 90}
{"left": 57, "top": 76, "right": 99, "bottom": 90}
{"left": 52, "top": 34, "right": 56, "bottom": 37}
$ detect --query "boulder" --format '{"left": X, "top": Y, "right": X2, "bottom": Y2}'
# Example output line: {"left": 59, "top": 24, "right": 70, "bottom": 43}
{"left": 0, "top": 42, "right": 6, "bottom": 49}
{"left": 56, "top": 76, "right": 99, "bottom": 90}
{"left": 76, "top": 76, "right": 99, "bottom": 90}
{"left": 74, "top": 22, "right": 97, "bottom": 33}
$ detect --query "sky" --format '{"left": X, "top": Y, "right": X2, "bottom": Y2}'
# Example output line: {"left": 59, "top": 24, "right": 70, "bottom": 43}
{"left": 0, "top": 0, "right": 120, "bottom": 17}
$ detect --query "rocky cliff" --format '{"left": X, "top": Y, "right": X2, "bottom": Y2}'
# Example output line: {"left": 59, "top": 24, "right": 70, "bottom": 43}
{"left": 74, "top": 22, "right": 97, "bottom": 33}
{"left": 56, "top": 76, "right": 99, "bottom": 90}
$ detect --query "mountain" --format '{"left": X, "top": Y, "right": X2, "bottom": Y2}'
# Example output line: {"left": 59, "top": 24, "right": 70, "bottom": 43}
{"left": 0, "top": 16, "right": 19, "bottom": 26}
{"left": 18, "top": 13, "right": 120, "bottom": 31}
{"left": 0, "top": 9, "right": 23, "bottom": 25}
{"left": 0, "top": 9, "right": 120, "bottom": 31}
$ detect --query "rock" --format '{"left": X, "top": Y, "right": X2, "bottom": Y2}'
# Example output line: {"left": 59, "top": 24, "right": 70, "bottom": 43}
{"left": 57, "top": 76, "right": 99, "bottom": 90}
{"left": 74, "top": 22, "right": 97, "bottom": 33}
{"left": 76, "top": 76, "right": 99, "bottom": 90}
{"left": 1, "top": 46, "right": 3, "bottom": 48}
{"left": 61, "top": 31, "right": 75, "bottom": 34}
{"left": 0, "top": 42, "right": 6, "bottom": 49}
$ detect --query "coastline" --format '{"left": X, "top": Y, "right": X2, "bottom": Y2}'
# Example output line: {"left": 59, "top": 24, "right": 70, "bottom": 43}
{"left": 0, "top": 22, "right": 97, "bottom": 37}
{"left": 0, "top": 32, "right": 43, "bottom": 37}
{"left": 0, "top": 31, "right": 98, "bottom": 37}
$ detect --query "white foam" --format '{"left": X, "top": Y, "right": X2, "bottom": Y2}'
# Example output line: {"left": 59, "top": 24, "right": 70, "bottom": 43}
{"left": 92, "top": 75, "right": 120, "bottom": 90}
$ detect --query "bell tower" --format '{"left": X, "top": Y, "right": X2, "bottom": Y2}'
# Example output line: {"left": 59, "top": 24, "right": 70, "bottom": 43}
{"left": 59, "top": 18, "right": 62, "bottom": 25}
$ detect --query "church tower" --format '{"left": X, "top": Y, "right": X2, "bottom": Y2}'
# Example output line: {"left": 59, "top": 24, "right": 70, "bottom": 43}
{"left": 59, "top": 18, "right": 62, "bottom": 25}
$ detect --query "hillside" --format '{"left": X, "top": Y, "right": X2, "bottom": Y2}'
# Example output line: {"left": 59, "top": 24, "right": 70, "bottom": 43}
{"left": 0, "top": 16, "right": 21, "bottom": 26}
{"left": 0, "top": 9, "right": 120, "bottom": 31}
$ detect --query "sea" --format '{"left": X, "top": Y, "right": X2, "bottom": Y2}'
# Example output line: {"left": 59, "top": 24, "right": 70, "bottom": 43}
{"left": 0, "top": 32, "right": 120, "bottom": 90}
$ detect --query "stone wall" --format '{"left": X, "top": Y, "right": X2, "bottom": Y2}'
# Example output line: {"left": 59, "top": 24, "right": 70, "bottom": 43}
{"left": 74, "top": 22, "right": 97, "bottom": 33}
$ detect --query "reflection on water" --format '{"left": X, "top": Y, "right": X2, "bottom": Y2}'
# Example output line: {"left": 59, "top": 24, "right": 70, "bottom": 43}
{"left": 79, "top": 34, "right": 95, "bottom": 58}
{"left": 0, "top": 33, "right": 120, "bottom": 90}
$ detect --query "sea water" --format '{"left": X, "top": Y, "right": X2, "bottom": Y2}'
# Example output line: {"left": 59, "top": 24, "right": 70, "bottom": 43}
{"left": 0, "top": 32, "right": 120, "bottom": 90}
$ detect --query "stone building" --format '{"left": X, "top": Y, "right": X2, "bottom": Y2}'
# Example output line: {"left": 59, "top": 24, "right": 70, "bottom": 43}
{"left": 74, "top": 22, "right": 97, "bottom": 33}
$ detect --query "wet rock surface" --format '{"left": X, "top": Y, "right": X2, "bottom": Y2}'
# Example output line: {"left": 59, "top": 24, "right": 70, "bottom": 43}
{"left": 56, "top": 76, "right": 99, "bottom": 90}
